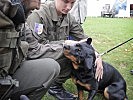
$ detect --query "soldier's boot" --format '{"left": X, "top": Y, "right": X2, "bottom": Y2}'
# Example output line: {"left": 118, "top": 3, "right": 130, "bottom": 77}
{"left": 48, "top": 83, "right": 77, "bottom": 100}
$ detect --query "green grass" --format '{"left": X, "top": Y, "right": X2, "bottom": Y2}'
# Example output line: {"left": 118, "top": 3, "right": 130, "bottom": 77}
{"left": 43, "top": 17, "right": 133, "bottom": 100}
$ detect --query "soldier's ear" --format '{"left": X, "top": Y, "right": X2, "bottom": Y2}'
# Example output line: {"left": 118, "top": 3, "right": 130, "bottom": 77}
{"left": 86, "top": 38, "right": 92, "bottom": 45}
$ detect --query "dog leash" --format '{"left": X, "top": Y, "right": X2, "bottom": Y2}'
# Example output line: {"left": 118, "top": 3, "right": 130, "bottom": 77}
{"left": 99, "top": 37, "right": 133, "bottom": 56}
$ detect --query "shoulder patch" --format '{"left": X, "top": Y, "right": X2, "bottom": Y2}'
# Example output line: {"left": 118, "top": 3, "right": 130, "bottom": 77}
{"left": 34, "top": 23, "right": 43, "bottom": 35}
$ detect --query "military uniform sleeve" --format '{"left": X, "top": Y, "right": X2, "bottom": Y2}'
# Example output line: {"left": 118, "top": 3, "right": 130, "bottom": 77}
{"left": 24, "top": 23, "right": 64, "bottom": 60}
{"left": 27, "top": 10, "right": 46, "bottom": 42}
{"left": 27, "top": 7, "right": 55, "bottom": 44}
{"left": 69, "top": 14, "right": 88, "bottom": 41}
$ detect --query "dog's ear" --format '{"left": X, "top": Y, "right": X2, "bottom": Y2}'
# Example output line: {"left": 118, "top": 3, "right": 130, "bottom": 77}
{"left": 86, "top": 38, "right": 92, "bottom": 45}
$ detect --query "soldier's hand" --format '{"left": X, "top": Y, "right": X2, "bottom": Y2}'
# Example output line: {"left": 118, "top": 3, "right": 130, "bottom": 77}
{"left": 95, "top": 55, "right": 103, "bottom": 82}
{"left": 78, "top": 38, "right": 87, "bottom": 43}
{"left": 64, "top": 40, "right": 78, "bottom": 46}
{"left": 64, "top": 38, "right": 88, "bottom": 46}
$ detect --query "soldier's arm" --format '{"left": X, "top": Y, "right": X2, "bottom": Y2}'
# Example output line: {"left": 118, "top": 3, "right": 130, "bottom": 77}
{"left": 68, "top": 14, "right": 88, "bottom": 41}
{"left": 94, "top": 52, "right": 103, "bottom": 81}
{"left": 23, "top": 23, "right": 64, "bottom": 60}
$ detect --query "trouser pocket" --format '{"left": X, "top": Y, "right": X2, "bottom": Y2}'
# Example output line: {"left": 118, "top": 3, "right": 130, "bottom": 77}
{"left": 0, "top": 48, "right": 12, "bottom": 76}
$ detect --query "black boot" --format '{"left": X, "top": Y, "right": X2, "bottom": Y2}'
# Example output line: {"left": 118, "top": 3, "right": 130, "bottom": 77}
{"left": 48, "top": 84, "right": 77, "bottom": 100}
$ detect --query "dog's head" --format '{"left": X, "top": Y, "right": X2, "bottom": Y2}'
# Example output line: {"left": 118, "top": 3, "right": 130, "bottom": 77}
{"left": 64, "top": 38, "right": 96, "bottom": 70}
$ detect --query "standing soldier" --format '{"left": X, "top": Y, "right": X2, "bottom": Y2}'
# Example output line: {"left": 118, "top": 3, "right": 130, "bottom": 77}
{"left": 69, "top": 0, "right": 87, "bottom": 24}
{"left": 0, "top": 0, "right": 60, "bottom": 99}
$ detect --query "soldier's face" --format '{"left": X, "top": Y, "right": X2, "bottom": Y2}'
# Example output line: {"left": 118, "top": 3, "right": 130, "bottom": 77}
{"left": 22, "top": 0, "right": 41, "bottom": 11}
{"left": 55, "top": 0, "right": 76, "bottom": 15}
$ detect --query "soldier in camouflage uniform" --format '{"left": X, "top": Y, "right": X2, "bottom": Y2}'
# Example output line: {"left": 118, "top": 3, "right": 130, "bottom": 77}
{"left": 26, "top": 0, "right": 103, "bottom": 99}
{"left": 0, "top": 0, "right": 60, "bottom": 99}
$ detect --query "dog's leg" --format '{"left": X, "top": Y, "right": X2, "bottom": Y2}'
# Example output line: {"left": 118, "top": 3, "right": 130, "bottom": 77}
{"left": 78, "top": 90, "right": 84, "bottom": 100}
{"left": 104, "top": 87, "right": 109, "bottom": 99}
{"left": 104, "top": 86, "right": 128, "bottom": 100}
{"left": 88, "top": 90, "right": 97, "bottom": 100}
{"left": 76, "top": 80, "right": 91, "bottom": 90}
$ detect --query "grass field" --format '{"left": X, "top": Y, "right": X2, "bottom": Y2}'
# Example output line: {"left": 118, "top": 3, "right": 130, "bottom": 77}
{"left": 43, "top": 17, "right": 133, "bottom": 100}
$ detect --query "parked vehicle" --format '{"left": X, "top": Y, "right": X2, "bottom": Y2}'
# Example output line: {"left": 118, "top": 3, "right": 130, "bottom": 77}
{"left": 101, "top": 4, "right": 115, "bottom": 18}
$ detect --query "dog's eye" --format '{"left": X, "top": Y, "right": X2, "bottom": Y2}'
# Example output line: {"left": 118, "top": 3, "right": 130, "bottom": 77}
{"left": 75, "top": 49, "right": 81, "bottom": 52}
{"left": 76, "top": 43, "right": 80, "bottom": 47}
{"left": 64, "top": 45, "right": 70, "bottom": 50}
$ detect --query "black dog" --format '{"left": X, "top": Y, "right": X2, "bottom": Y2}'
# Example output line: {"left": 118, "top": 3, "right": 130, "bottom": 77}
{"left": 64, "top": 38, "right": 127, "bottom": 100}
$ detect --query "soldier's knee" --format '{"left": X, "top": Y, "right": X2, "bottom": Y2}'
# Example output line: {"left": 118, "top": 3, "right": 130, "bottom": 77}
{"left": 47, "top": 58, "right": 60, "bottom": 76}
{"left": 38, "top": 58, "right": 60, "bottom": 77}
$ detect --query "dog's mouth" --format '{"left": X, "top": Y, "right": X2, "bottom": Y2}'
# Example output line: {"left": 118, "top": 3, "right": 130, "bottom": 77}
{"left": 64, "top": 49, "right": 81, "bottom": 69}
{"left": 64, "top": 49, "right": 78, "bottom": 63}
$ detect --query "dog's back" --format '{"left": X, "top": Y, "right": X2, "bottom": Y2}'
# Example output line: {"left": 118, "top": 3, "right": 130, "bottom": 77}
{"left": 99, "top": 61, "right": 127, "bottom": 100}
